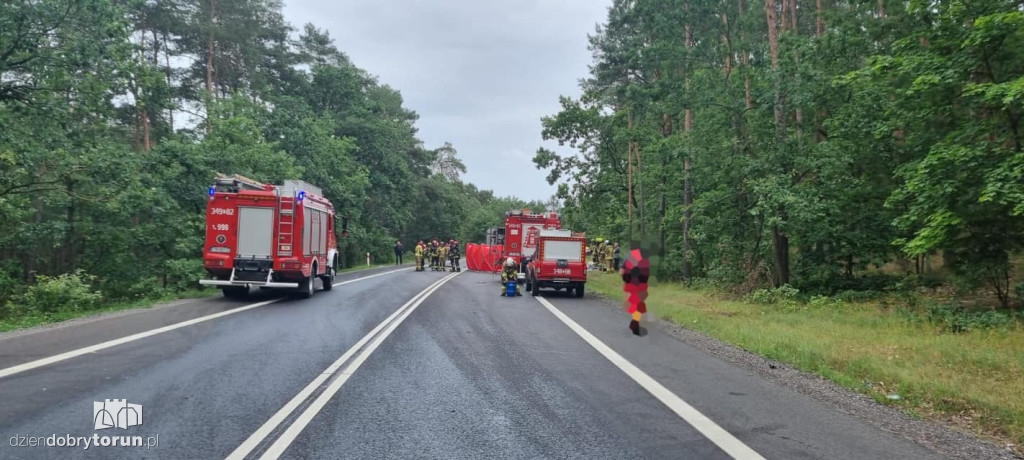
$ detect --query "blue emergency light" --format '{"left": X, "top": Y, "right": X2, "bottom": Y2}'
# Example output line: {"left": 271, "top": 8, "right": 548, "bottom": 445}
{"left": 208, "top": 186, "right": 215, "bottom": 199}
{"left": 297, "top": 190, "right": 306, "bottom": 202}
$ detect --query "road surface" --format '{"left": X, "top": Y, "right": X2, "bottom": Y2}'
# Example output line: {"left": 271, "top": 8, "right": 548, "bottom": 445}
{"left": 0, "top": 266, "right": 944, "bottom": 459}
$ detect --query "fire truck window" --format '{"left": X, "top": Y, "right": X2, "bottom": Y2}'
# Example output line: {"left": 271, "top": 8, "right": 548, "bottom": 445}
{"left": 543, "top": 241, "right": 583, "bottom": 261}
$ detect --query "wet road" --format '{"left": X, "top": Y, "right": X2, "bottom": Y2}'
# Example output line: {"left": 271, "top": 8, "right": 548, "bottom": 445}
{"left": 0, "top": 266, "right": 940, "bottom": 459}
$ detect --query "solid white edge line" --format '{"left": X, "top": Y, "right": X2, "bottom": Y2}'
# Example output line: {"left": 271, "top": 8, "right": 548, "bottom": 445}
{"left": 0, "top": 267, "right": 411, "bottom": 380}
{"left": 534, "top": 296, "right": 766, "bottom": 460}
{"left": 257, "top": 272, "right": 461, "bottom": 460}
{"left": 226, "top": 272, "right": 455, "bottom": 460}
{"left": 333, "top": 267, "right": 412, "bottom": 287}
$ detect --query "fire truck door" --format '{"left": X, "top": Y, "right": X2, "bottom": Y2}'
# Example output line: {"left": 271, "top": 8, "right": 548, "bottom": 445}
{"left": 237, "top": 207, "right": 274, "bottom": 258}
{"left": 318, "top": 211, "right": 327, "bottom": 255}
{"left": 310, "top": 210, "right": 321, "bottom": 255}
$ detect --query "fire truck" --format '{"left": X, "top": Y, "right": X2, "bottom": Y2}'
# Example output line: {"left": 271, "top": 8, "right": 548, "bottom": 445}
{"left": 526, "top": 229, "right": 588, "bottom": 297}
{"left": 199, "top": 175, "right": 343, "bottom": 299}
{"left": 503, "top": 209, "right": 561, "bottom": 281}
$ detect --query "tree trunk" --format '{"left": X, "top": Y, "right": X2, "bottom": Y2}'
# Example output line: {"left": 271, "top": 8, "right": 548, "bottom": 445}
{"left": 64, "top": 178, "right": 77, "bottom": 270}
{"left": 739, "top": 0, "right": 752, "bottom": 109}
{"left": 878, "top": 0, "right": 886, "bottom": 19}
{"left": 165, "top": 32, "right": 174, "bottom": 129}
{"left": 627, "top": 106, "right": 634, "bottom": 243}
{"left": 206, "top": 0, "right": 216, "bottom": 94}
{"left": 683, "top": 157, "right": 693, "bottom": 281}
{"left": 722, "top": 13, "right": 732, "bottom": 79}
{"left": 816, "top": 0, "right": 824, "bottom": 36}
{"left": 766, "top": 0, "right": 790, "bottom": 286}
{"left": 771, "top": 224, "right": 790, "bottom": 286}
{"left": 683, "top": 2, "right": 694, "bottom": 280}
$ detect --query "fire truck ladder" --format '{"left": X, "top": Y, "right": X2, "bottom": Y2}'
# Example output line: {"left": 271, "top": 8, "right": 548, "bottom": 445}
{"left": 277, "top": 186, "right": 295, "bottom": 258}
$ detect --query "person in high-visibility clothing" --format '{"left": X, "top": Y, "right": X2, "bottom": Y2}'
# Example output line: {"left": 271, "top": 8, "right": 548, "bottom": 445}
{"left": 604, "top": 241, "right": 615, "bottom": 272}
{"left": 437, "top": 242, "right": 448, "bottom": 270}
{"left": 500, "top": 257, "right": 522, "bottom": 296}
{"left": 414, "top": 240, "right": 425, "bottom": 271}
{"left": 427, "top": 240, "right": 438, "bottom": 270}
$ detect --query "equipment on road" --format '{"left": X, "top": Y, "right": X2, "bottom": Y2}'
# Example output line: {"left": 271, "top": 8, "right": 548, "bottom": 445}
{"left": 526, "top": 229, "right": 588, "bottom": 298}
{"left": 199, "top": 174, "right": 345, "bottom": 299}
{"left": 504, "top": 281, "right": 518, "bottom": 297}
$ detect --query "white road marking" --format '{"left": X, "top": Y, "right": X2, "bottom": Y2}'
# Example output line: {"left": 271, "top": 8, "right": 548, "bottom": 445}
{"left": 0, "top": 267, "right": 412, "bottom": 380}
{"left": 227, "top": 271, "right": 457, "bottom": 460}
{"left": 534, "top": 296, "right": 766, "bottom": 460}
{"left": 251, "top": 272, "right": 461, "bottom": 460}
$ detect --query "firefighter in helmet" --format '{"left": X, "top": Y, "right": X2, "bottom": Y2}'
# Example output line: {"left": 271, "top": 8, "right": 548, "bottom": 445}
{"left": 604, "top": 240, "right": 615, "bottom": 272}
{"left": 414, "top": 240, "right": 425, "bottom": 271}
{"left": 500, "top": 257, "right": 522, "bottom": 296}
{"left": 437, "top": 241, "right": 448, "bottom": 270}
{"left": 448, "top": 240, "right": 461, "bottom": 272}
{"left": 426, "top": 240, "right": 437, "bottom": 270}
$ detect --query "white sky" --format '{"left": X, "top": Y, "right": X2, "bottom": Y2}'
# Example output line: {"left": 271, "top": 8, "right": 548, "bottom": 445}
{"left": 280, "top": 0, "right": 611, "bottom": 201}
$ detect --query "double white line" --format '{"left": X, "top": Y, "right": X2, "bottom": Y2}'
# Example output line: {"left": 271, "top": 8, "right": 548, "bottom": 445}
{"left": 228, "top": 271, "right": 461, "bottom": 460}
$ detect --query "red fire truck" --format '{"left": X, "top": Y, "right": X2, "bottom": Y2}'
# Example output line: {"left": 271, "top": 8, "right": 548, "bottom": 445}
{"left": 526, "top": 229, "right": 588, "bottom": 297}
{"left": 503, "top": 209, "right": 561, "bottom": 281}
{"left": 199, "top": 175, "right": 342, "bottom": 299}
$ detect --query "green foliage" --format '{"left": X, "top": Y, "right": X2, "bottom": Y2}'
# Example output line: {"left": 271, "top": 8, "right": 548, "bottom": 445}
{"left": 8, "top": 270, "right": 101, "bottom": 318}
{"left": 0, "top": 0, "right": 513, "bottom": 309}
{"left": 924, "top": 303, "right": 1020, "bottom": 334}
{"left": 537, "top": 0, "right": 1024, "bottom": 308}
{"left": 749, "top": 285, "right": 801, "bottom": 306}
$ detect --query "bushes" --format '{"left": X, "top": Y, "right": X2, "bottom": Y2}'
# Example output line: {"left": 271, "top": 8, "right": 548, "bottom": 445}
{"left": 5, "top": 270, "right": 101, "bottom": 318}
{"left": 924, "top": 303, "right": 1021, "bottom": 334}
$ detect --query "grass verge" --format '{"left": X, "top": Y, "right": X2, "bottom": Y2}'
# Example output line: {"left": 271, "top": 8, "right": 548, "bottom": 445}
{"left": 586, "top": 272, "right": 1024, "bottom": 451}
{"left": 0, "top": 264, "right": 401, "bottom": 333}
{"left": 0, "top": 289, "right": 218, "bottom": 333}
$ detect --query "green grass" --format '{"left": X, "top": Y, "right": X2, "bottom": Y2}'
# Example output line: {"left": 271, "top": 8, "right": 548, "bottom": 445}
{"left": 587, "top": 273, "right": 1024, "bottom": 451}
{"left": 0, "top": 264, "right": 398, "bottom": 333}
{"left": 0, "top": 289, "right": 219, "bottom": 333}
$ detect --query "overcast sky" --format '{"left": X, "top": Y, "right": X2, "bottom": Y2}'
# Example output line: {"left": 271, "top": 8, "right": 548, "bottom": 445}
{"left": 280, "top": 0, "right": 611, "bottom": 202}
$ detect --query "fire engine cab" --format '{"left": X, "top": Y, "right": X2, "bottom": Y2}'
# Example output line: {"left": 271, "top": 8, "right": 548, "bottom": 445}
{"left": 525, "top": 229, "right": 588, "bottom": 297}
{"left": 199, "top": 175, "right": 341, "bottom": 299}
{"left": 503, "top": 209, "right": 561, "bottom": 281}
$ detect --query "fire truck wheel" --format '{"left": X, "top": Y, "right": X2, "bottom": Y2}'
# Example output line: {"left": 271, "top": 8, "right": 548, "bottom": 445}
{"left": 223, "top": 286, "right": 248, "bottom": 299}
{"left": 575, "top": 285, "right": 585, "bottom": 298}
{"left": 297, "top": 274, "right": 314, "bottom": 299}
{"left": 321, "top": 267, "right": 335, "bottom": 291}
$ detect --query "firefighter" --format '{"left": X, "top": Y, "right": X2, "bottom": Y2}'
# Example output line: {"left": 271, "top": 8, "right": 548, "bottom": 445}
{"left": 437, "top": 242, "right": 448, "bottom": 270}
{"left": 500, "top": 257, "right": 522, "bottom": 296}
{"left": 414, "top": 240, "right": 425, "bottom": 271}
{"left": 604, "top": 241, "right": 615, "bottom": 272}
{"left": 426, "top": 240, "right": 437, "bottom": 270}
{"left": 448, "top": 240, "right": 461, "bottom": 272}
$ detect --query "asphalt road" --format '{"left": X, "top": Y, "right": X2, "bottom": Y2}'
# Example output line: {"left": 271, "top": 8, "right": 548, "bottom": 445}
{"left": 0, "top": 266, "right": 944, "bottom": 459}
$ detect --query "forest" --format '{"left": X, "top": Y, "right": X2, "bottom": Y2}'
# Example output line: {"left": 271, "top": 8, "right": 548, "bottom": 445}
{"left": 537, "top": 0, "right": 1024, "bottom": 308}
{"left": 0, "top": 0, "right": 544, "bottom": 309}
